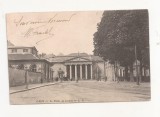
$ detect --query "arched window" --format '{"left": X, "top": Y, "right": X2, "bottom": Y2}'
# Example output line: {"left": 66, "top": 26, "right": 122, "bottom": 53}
{"left": 30, "top": 64, "right": 37, "bottom": 72}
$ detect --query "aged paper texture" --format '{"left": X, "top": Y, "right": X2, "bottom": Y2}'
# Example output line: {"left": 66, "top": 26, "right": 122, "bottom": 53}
{"left": 6, "top": 10, "right": 150, "bottom": 104}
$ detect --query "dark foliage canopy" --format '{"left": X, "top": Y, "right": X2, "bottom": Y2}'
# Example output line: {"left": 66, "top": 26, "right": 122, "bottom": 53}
{"left": 93, "top": 10, "right": 149, "bottom": 67}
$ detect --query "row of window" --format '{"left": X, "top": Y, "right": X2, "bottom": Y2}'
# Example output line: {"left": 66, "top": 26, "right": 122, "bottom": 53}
{"left": 9, "top": 64, "right": 37, "bottom": 72}
{"left": 11, "top": 49, "right": 28, "bottom": 53}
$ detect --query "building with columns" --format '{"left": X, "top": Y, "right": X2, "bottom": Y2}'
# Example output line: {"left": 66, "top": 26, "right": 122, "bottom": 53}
{"left": 48, "top": 54, "right": 105, "bottom": 81}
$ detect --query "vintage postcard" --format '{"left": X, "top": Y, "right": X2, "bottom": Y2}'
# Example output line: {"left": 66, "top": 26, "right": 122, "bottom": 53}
{"left": 6, "top": 10, "right": 150, "bottom": 104}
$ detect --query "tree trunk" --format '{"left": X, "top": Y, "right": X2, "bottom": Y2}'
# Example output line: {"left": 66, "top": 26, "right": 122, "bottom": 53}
{"left": 144, "top": 67, "right": 146, "bottom": 82}
{"left": 114, "top": 63, "right": 116, "bottom": 82}
{"left": 114, "top": 61, "right": 118, "bottom": 82}
{"left": 125, "top": 66, "right": 129, "bottom": 81}
{"left": 129, "top": 64, "right": 134, "bottom": 82}
{"left": 139, "top": 60, "right": 143, "bottom": 82}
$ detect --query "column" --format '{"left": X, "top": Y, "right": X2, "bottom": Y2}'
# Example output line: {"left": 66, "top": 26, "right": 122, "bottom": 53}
{"left": 80, "top": 64, "right": 82, "bottom": 80}
{"left": 90, "top": 64, "right": 93, "bottom": 80}
{"left": 75, "top": 65, "right": 77, "bottom": 80}
{"left": 85, "top": 64, "right": 88, "bottom": 80}
{"left": 70, "top": 65, "right": 72, "bottom": 80}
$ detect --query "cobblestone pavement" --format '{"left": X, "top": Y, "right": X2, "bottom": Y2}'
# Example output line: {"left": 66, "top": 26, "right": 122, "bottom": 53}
{"left": 10, "top": 81, "right": 150, "bottom": 104}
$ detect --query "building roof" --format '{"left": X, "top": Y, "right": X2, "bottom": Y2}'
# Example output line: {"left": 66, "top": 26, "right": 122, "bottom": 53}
{"left": 8, "top": 46, "right": 38, "bottom": 52}
{"left": 67, "top": 53, "right": 89, "bottom": 56}
{"left": 42, "top": 54, "right": 56, "bottom": 59}
{"left": 48, "top": 55, "right": 104, "bottom": 63}
{"left": 48, "top": 56, "right": 74, "bottom": 62}
{"left": 8, "top": 54, "right": 39, "bottom": 61}
{"left": 7, "top": 40, "right": 14, "bottom": 46}
{"left": 8, "top": 51, "right": 104, "bottom": 63}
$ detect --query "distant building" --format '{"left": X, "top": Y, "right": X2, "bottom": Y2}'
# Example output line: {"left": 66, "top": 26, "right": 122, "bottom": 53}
{"left": 133, "top": 60, "right": 150, "bottom": 82}
{"left": 105, "top": 60, "right": 150, "bottom": 82}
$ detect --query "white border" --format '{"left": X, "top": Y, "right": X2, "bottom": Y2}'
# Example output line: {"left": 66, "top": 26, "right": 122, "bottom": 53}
{"left": 0, "top": 0, "right": 160, "bottom": 117}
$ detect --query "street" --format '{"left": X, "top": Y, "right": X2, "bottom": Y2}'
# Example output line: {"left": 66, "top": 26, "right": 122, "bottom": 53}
{"left": 10, "top": 81, "right": 150, "bottom": 104}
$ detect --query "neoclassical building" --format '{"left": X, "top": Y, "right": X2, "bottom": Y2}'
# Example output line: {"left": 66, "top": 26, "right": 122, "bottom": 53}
{"left": 48, "top": 54, "right": 105, "bottom": 81}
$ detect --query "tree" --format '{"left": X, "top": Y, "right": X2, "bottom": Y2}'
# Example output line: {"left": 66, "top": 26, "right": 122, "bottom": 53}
{"left": 93, "top": 10, "right": 149, "bottom": 82}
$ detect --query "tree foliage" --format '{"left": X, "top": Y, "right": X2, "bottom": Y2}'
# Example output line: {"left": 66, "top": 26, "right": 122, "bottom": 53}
{"left": 93, "top": 10, "right": 149, "bottom": 68}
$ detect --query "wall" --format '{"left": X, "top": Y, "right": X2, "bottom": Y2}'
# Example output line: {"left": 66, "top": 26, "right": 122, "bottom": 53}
{"left": 27, "top": 71, "right": 42, "bottom": 84}
{"left": 8, "top": 60, "right": 52, "bottom": 86}
{"left": 9, "top": 68, "right": 26, "bottom": 86}
{"left": 9, "top": 68, "right": 42, "bottom": 87}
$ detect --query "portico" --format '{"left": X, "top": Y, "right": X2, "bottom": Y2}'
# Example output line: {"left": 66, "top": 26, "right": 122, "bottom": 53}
{"left": 49, "top": 55, "right": 105, "bottom": 81}
{"left": 65, "top": 62, "right": 93, "bottom": 80}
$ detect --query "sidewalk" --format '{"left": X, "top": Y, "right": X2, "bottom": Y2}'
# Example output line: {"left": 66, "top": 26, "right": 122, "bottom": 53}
{"left": 10, "top": 82, "right": 59, "bottom": 94}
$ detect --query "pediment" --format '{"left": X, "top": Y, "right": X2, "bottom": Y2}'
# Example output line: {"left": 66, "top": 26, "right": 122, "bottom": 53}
{"left": 66, "top": 57, "right": 90, "bottom": 62}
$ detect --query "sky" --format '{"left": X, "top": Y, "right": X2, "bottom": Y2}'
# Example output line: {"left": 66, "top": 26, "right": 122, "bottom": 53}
{"left": 7, "top": 11, "right": 103, "bottom": 55}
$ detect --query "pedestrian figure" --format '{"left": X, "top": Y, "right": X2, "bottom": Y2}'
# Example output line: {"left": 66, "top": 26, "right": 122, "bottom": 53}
{"left": 58, "top": 68, "right": 64, "bottom": 83}
{"left": 60, "top": 75, "right": 63, "bottom": 82}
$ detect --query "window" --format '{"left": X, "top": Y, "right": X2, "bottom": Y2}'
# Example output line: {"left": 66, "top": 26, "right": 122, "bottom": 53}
{"left": 17, "top": 64, "right": 24, "bottom": 70}
{"left": 23, "top": 49, "right": 28, "bottom": 52}
{"left": 29, "top": 64, "right": 37, "bottom": 72}
{"left": 11, "top": 49, "right": 17, "bottom": 53}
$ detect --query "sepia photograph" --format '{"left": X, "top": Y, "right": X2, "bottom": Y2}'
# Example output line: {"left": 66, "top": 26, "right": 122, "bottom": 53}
{"left": 6, "top": 10, "right": 150, "bottom": 104}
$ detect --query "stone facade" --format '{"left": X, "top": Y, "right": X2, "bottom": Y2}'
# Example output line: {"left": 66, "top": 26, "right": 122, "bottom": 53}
{"left": 49, "top": 56, "right": 105, "bottom": 81}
